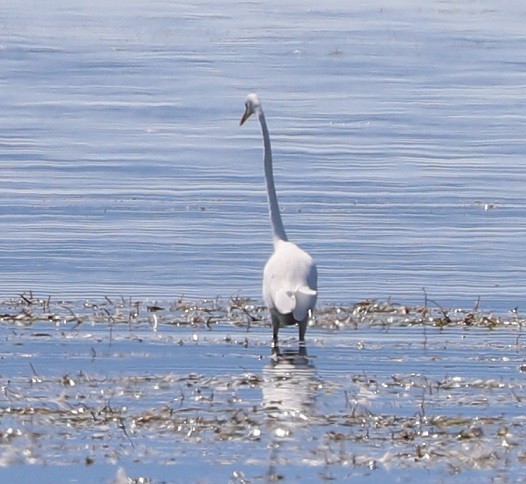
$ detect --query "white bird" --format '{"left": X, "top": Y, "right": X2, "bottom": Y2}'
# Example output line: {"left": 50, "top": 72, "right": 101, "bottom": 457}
{"left": 240, "top": 93, "right": 317, "bottom": 347}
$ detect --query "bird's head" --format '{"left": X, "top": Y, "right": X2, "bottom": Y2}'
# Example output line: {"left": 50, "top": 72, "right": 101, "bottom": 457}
{"left": 240, "top": 93, "right": 261, "bottom": 126}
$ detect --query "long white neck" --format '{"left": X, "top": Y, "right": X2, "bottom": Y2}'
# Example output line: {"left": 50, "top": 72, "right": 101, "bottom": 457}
{"left": 257, "top": 108, "right": 288, "bottom": 244}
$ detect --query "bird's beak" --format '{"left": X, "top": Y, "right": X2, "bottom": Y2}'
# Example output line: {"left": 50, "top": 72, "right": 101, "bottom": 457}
{"left": 239, "top": 107, "right": 251, "bottom": 126}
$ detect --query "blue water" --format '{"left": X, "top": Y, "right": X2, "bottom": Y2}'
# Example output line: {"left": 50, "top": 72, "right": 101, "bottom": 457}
{"left": 1, "top": 0, "right": 525, "bottom": 311}
{"left": 1, "top": 314, "right": 525, "bottom": 481}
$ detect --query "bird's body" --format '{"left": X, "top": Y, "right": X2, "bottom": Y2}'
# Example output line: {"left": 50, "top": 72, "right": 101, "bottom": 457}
{"left": 240, "top": 93, "right": 317, "bottom": 346}
{"left": 263, "top": 239, "right": 317, "bottom": 342}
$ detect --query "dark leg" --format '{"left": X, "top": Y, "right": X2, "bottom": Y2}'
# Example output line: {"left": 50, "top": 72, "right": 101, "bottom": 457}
{"left": 298, "top": 318, "right": 307, "bottom": 344}
{"left": 271, "top": 312, "right": 280, "bottom": 347}
{"left": 271, "top": 344, "right": 281, "bottom": 358}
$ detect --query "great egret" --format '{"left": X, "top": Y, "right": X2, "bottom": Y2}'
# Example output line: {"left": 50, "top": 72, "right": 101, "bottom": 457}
{"left": 240, "top": 93, "right": 318, "bottom": 346}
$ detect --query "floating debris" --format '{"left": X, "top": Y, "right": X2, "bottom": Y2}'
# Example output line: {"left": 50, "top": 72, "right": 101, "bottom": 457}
{"left": 0, "top": 292, "right": 525, "bottom": 481}
{"left": 0, "top": 292, "right": 523, "bottom": 331}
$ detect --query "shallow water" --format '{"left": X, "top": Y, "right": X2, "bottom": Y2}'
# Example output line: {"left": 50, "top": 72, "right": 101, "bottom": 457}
{"left": 1, "top": 296, "right": 526, "bottom": 482}
{"left": 1, "top": 1, "right": 526, "bottom": 482}
{"left": 1, "top": 1, "right": 526, "bottom": 311}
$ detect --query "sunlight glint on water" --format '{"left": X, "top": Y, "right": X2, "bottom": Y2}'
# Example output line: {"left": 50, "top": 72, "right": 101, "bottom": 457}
{"left": 0, "top": 1, "right": 525, "bottom": 312}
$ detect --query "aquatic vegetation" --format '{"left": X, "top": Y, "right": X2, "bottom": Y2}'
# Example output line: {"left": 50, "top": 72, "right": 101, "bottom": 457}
{"left": 0, "top": 291, "right": 522, "bottom": 331}
{"left": 0, "top": 293, "right": 525, "bottom": 481}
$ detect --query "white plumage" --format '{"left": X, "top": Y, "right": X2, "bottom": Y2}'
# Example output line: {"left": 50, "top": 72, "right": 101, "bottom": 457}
{"left": 240, "top": 93, "right": 318, "bottom": 346}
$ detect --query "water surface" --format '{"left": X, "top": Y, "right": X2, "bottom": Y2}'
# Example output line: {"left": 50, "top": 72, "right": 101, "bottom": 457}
{"left": 0, "top": 296, "right": 525, "bottom": 482}
{"left": 0, "top": 1, "right": 525, "bottom": 311}
{"left": 1, "top": 2, "right": 526, "bottom": 481}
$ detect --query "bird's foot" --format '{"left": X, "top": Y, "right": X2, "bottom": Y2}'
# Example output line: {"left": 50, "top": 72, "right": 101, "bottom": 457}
{"left": 297, "top": 344, "right": 308, "bottom": 358}
{"left": 271, "top": 343, "right": 281, "bottom": 356}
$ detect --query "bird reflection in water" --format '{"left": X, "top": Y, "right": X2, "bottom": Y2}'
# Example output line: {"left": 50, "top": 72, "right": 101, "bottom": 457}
{"left": 263, "top": 346, "right": 317, "bottom": 418}
{"left": 262, "top": 346, "right": 318, "bottom": 478}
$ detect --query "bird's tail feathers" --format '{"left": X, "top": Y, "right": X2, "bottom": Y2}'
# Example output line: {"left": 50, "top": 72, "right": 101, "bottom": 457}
{"left": 274, "top": 286, "right": 317, "bottom": 323}
{"left": 293, "top": 286, "right": 317, "bottom": 322}
{"left": 274, "top": 289, "right": 296, "bottom": 315}
{"left": 297, "top": 286, "right": 317, "bottom": 297}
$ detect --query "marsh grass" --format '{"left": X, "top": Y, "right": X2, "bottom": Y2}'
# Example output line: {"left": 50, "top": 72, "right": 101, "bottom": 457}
{"left": 0, "top": 292, "right": 525, "bottom": 481}
{"left": 0, "top": 291, "right": 521, "bottom": 331}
